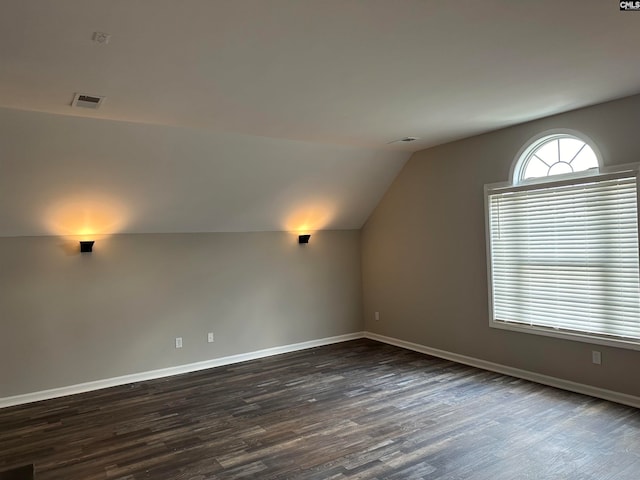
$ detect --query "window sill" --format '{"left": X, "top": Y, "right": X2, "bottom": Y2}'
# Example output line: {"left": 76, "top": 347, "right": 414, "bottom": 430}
{"left": 490, "top": 320, "right": 640, "bottom": 351}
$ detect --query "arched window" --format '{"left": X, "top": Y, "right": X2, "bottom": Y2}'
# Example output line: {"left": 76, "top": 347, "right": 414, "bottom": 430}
{"left": 512, "top": 132, "right": 600, "bottom": 184}
{"left": 485, "top": 131, "right": 640, "bottom": 349}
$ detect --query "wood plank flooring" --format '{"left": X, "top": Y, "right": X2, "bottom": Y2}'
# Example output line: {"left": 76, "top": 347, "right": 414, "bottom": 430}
{"left": 1, "top": 339, "right": 639, "bottom": 479}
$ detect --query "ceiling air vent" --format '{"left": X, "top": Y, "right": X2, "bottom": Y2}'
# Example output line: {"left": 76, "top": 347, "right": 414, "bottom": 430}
{"left": 71, "top": 93, "right": 106, "bottom": 109}
{"left": 388, "top": 136, "right": 420, "bottom": 144}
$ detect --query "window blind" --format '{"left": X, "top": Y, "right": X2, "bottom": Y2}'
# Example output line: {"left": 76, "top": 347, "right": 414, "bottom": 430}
{"left": 487, "top": 173, "right": 640, "bottom": 342}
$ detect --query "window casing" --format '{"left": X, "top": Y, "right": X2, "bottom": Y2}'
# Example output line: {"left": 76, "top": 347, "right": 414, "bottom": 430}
{"left": 485, "top": 132, "right": 640, "bottom": 349}
{"left": 513, "top": 133, "right": 599, "bottom": 183}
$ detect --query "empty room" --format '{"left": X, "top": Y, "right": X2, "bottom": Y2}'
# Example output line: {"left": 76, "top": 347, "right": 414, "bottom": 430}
{"left": 1, "top": 1, "right": 640, "bottom": 479}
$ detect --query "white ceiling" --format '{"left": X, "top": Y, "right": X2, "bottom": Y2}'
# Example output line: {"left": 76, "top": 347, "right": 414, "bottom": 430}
{"left": 1, "top": 1, "right": 639, "bottom": 236}
{"left": 0, "top": 107, "right": 407, "bottom": 236}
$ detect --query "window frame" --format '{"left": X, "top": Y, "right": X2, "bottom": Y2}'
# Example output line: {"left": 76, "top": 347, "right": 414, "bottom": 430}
{"left": 510, "top": 129, "right": 603, "bottom": 185}
{"left": 485, "top": 134, "right": 640, "bottom": 350}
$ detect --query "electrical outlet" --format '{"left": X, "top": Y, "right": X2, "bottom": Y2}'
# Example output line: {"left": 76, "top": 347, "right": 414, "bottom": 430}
{"left": 592, "top": 350, "right": 601, "bottom": 365}
{"left": 207, "top": 332, "right": 214, "bottom": 343}
{"left": 374, "top": 311, "right": 380, "bottom": 321}
{"left": 175, "top": 337, "right": 183, "bottom": 349}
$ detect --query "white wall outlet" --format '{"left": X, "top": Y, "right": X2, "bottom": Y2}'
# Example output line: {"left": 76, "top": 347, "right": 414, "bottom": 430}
{"left": 207, "top": 332, "right": 214, "bottom": 343}
{"left": 175, "top": 337, "right": 183, "bottom": 349}
{"left": 374, "top": 311, "right": 380, "bottom": 321}
{"left": 592, "top": 350, "right": 601, "bottom": 365}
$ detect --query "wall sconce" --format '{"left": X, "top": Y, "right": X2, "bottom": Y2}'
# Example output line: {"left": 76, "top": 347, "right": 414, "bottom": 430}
{"left": 79, "top": 240, "right": 95, "bottom": 253}
{"left": 298, "top": 234, "right": 311, "bottom": 244}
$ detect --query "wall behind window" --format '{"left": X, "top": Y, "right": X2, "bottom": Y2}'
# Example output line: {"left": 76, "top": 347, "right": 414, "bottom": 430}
{"left": 362, "top": 94, "right": 640, "bottom": 397}
{"left": 1, "top": 231, "right": 362, "bottom": 398}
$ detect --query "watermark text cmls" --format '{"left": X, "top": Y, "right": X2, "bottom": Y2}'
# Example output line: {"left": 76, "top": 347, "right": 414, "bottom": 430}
{"left": 621, "top": 1, "right": 640, "bottom": 11}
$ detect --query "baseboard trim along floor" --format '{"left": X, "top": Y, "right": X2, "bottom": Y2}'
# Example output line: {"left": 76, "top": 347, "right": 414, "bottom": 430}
{"left": 364, "top": 331, "right": 640, "bottom": 409}
{"left": 3, "top": 330, "right": 638, "bottom": 410}
{"left": 0, "top": 332, "right": 363, "bottom": 409}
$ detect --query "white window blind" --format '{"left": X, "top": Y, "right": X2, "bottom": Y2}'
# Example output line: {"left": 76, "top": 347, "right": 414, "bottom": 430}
{"left": 487, "top": 172, "right": 640, "bottom": 344}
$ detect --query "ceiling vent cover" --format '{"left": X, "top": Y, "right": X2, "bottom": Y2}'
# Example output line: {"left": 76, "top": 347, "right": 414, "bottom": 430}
{"left": 388, "top": 136, "right": 420, "bottom": 144}
{"left": 71, "top": 93, "right": 106, "bottom": 109}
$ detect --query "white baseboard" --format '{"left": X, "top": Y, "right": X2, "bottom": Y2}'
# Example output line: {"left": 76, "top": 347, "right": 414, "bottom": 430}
{"left": 4, "top": 331, "right": 638, "bottom": 410}
{"left": 364, "top": 331, "right": 640, "bottom": 409}
{"left": 0, "top": 332, "right": 364, "bottom": 409}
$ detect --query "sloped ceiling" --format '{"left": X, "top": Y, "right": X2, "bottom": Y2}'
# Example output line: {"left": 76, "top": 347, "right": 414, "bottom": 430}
{"left": 0, "top": 108, "right": 407, "bottom": 236}
{"left": 1, "top": 1, "right": 639, "bottom": 236}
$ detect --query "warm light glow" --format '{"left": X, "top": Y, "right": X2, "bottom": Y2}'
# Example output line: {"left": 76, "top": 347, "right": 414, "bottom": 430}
{"left": 284, "top": 204, "right": 335, "bottom": 235}
{"left": 46, "top": 195, "right": 129, "bottom": 240}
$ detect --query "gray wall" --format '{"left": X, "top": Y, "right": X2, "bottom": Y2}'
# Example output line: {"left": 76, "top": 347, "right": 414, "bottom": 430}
{"left": 1, "top": 230, "right": 362, "bottom": 397}
{"left": 362, "top": 94, "right": 640, "bottom": 397}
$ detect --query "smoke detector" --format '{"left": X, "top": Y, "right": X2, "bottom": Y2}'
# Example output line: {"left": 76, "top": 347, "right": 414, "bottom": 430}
{"left": 92, "top": 32, "right": 112, "bottom": 45}
{"left": 71, "top": 93, "right": 106, "bottom": 110}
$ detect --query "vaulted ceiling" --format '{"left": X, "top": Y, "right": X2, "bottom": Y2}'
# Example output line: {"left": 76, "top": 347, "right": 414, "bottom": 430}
{"left": 1, "top": 0, "right": 639, "bottom": 236}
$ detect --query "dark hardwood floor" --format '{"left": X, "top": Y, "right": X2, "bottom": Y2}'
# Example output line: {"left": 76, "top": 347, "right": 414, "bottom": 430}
{"left": 1, "top": 339, "right": 639, "bottom": 479}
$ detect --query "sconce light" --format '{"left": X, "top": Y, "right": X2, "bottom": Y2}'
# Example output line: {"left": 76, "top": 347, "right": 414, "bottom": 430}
{"left": 298, "top": 234, "right": 311, "bottom": 244}
{"left": 79, "top": 240, "right": 95, "bottom": 253}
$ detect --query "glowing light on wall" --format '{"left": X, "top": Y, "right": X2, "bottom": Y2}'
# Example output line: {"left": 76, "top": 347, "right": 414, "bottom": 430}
{"left": 45, "top": 195, "right": 129, "bottom": 241}
{"left": 284, "top": 204, "right": 335, "bottom": 235}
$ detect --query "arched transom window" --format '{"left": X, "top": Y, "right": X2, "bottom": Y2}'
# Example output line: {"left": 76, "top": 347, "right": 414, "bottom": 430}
{"left": 514, "top": 133, "right": 599, "bottom": 183}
